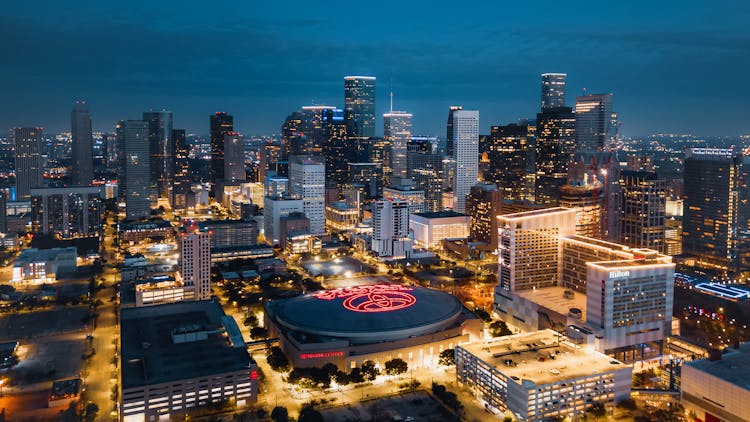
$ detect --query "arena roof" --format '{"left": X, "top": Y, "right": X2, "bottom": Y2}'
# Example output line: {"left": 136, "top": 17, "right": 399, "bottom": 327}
{"left": 268, "top": 284, "right": 464, "bottom": 343}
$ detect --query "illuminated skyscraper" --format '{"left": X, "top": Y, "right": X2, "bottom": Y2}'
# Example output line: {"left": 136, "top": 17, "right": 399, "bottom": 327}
{"left": 210, "top": 111, "right": 233, "bottom": 189}
{"left": 683, "top": 148, "right": 742, "bottom": 272}
{"left": 371, "top": 199, "right": 412, "bottom": 258}
{"left": 172, "top": 129, "right": 191, "bottom": 211}
{"left": 384, "top": 109, "right": 412, "bottom": 181}
{"left": 344, "top": 76, "right": 376, "bottom": 139}
{"left": 289, "top": 155, "right": 325, "bottom": 235}
{"left": 535, "top": 107, "right": 575, "bottom": 205}
{"left": 320, "top": 108, "right": 348, "bottom": 186}
{"left": 618, "top": 171, "right": 666, "bottom": 252}
{"left": 447, "top": 108, "right": 479, "bottom": 213}
{"left": 407, "top": 137, "right": 445, "bottom": 212}
{"left": 143, "top": 110, "right": 174, "bottom": 201}
{"left": 575, "top": 93, "right": 616, "bottom": 151}
{"left": 120, "top": 120, "right": 153, "bottom": 219}
{"left": 541, "top": 73, "right": 566, "bottom": 110}
{"left": 486, "top": 124, "right": 530, "bottom": 201}
{"left": 466, "top": 183, "right": 502, "bottom": 250}
{"left": 71, "top": 101, "right": 93, "bottom": 186}
{"left": 13, "top": 127, "right": 44, "bottom": 201}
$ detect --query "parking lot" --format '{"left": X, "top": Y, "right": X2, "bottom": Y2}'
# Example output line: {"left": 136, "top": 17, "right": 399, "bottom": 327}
{"left": 320, "top": 391, "right": 459, "bottom": 422}
{"left": 0, "top": 306, "right": 89, "bottom": 341}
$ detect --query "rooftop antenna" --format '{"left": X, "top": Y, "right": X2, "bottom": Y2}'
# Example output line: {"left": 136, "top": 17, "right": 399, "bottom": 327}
{"left": 390, "top": 91, "right": 394, "bottom": 113}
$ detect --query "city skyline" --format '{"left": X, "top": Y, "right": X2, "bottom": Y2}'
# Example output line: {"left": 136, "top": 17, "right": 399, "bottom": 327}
{"left": 2, "top": 1, "right": 749, "bottom": 136}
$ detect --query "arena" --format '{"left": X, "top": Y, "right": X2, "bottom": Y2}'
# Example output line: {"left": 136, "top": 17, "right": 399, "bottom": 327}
{"left": 265, "top": 284, "right": 481, "bottom": 370}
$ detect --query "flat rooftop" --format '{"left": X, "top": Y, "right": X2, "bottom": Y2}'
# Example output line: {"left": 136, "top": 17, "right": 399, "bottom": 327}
{"left": 461, "top": 330, "right": 626, "bottom": 386}
{"left": 685, "top": 343, "right": 750, "bottom": 390}
{"left": 515, "top": 286, "right": 587, "bottom": 321}
{"left": 120, "top": 300, "right": 254, "bottom": 390}
{"left": 412, "top": 211, "right": 467, "bottom": 219}
{"left": 498, "top": 207, "right": 573, "bottom": 220}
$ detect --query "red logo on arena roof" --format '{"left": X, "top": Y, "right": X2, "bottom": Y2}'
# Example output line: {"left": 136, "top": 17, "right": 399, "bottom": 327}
{"left": 312, "top": 285, "right": 417, "bottom": 313}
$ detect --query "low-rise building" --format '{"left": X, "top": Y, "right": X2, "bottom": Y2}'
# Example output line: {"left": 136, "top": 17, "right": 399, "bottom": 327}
{"left": 410, "top": 211, "right": 469, "bottom": 249}
{"left": 12, "top": 247, "right": 77, "bottom": 284}
{"left": 119, "top": 219, "right": 174, "bottom": 243}
{"left": 681, "top": 343, "right": 750, "bottom": 422}
{"left": 197, "top": 219, "right": 258, "bottom": 248}
{"left": 120, "top": 300, "right": 258, "bottom": 421}
{"left": 134, "top": 275, "right": 195, "bottom": 307}
{"left": 210, "top": 244, "right": 274, "bottom": 263}
{"left": 456, "top": 330, "right": 632, "bottom": 421}
{"left": 325, "top": 201, "right": 359, "bottom": 232}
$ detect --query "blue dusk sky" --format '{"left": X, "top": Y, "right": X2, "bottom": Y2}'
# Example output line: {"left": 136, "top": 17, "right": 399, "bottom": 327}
{"left": 1, "top": 0, "right": 748, "bottom": 137}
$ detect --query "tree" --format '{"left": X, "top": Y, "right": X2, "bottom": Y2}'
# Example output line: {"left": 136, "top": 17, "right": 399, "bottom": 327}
{"left": 439, "top": 349, "right": 456, "bottom": 366}
{"left": 616, "top": 398, "right": 638, "bottom": 411}
{"left": 243, "top": 314, "right": 259, "bottom": 327}
{"left": 489, "top": 320, "right": 513, "bottom": 337}
{"left": 271, "top": 406, "right": 289, "bottom": 422}
{"left": 360, "top": 360, "right": 380, "bottom": 381}
{"left": 587, "top": 402, "right": 606, "bottom": 419}
{"left": 267, "top": 346, "right": 290, "bottom": 372}
{"left": 348, "top": 367, "right": 364, "bottom": 383}
{"left": 384, "top": 358, "right": 408, "bottom": 376}
{"left": 298, "top": 406, "right": 324, "bottom": 422}
{"left": 250, "top": 327, "right": 268, "bottom": 340}
{"left": 333, "top": 370, "right": 350, "bottom": 386}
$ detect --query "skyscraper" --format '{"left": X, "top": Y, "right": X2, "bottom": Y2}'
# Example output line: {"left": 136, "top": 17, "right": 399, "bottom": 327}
{"left": 383, "top": 110, "right": 412, "bottom": 181}
{"left": 541, "top": 73, "right": 566, "bottom": 110}
{"left": 466, "top": 183, "right": 502, "bottom": 251}
{"left": 448, "top": 108, "right": 479, "bottom": 213}
{"left": 344, "top": 76, "right": 376, "bottom": 139}
{"left": 13, "top": 127, "right": 44, "bottom": 201}
{"left": 289, "top": 155, "right": 325, "bottom": 235}
{"left": 71, "top": 101, "right": 93, "bottom": 186}
{"left": 172, "top": 129, "right": 191, "bottom": 211}
{"left": 322, "top": 108, "right": 348, "bottom": 187}
{"left": 618, "top": 171, "right": 666, "bottom": 252}
{"left": 575, "top": 93, "right": 616, "bottom": 151}
{"left": 143, "top": 110, "right": 174, "bottom": 200}
{"left": 210, "top": 112, "right": 233, "bottom": 189}
{"left": 535, "top": 107, "right": 575, "bottom": 205}
{"left": 179, "top": 229, "right": 211, "bottom": 300}
{"left": 486, "top": 124, "right": 530, "bottom": 201}
{"left": 683, "top": 148, "right": 742, "bottom": 272}
{"left": 407, "top": 137, "right": 445, "bottom": 212}
{"left": 223, "top": 132, "right": 245, "bottom": 183}
{"left": 120, "top": 120, "right": 153, "bottom": 219}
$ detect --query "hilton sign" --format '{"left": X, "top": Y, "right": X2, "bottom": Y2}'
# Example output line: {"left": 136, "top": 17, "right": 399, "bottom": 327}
{"left": 609, "top": 270, "right": 630, "bottom": 279}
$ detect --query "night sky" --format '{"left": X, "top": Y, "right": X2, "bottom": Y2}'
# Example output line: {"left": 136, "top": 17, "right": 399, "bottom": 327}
{"left": 1, "top": 1, "right": 749, "bottom": 137}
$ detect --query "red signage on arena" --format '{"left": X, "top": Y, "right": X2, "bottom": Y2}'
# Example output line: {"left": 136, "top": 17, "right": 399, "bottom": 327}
{"left": 312, "top": 285, "right": 417, "bottom": 313}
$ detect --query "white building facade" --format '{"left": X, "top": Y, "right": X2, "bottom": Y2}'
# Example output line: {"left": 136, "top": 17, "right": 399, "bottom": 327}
{"left": 449, "top": 108, "right": 479, "bottom": 214}
{"left": 289, "top": 155, "right": 325, "bottom": 235}
{"left": 371, "top": 199, "right": 412, "bottom": 258}
{"left": 179, "top": 231, "right": 211, "bottom": 300}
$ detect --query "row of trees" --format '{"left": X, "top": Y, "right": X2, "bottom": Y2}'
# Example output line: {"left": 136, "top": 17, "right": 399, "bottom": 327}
{"left": 286, "top": 358, "right": 410, "bottom": 389}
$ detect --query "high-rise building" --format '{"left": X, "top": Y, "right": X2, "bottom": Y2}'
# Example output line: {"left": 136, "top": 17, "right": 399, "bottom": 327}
{"left": 559, "top": 184, "right": 602, "bottom": 238}
{"left": 281, "top": 111, "right": 304, "bottom": 159}
{"left": 210, "top": 112, "right": 233, "bottom": 189}
{"left": 346, "top": 162, "right": 383, "bottom": 202}
{"left": 223, "top": 132, "right": 245, "bottom": 183}
{"left": 289, "top": 155, "right": 325, "bottom": 235}
{"left": 71, "top": 101, "right": 93, "bottom": 186}
{"left": 321, "top": 108, "right": 349, "bottom": 187}
{"left": 383, "top": 110, "right": 412, "bottom": 180}
{"left": 143, "top": 110, "right": 174, "bottom": 200}
{"left": 486, "top": 124, "right": 530, "bottom": 200}
{"left": 618, "top": 170, "right": 666, "bottom": 252}
{"left": 197, "top": 219, "right": 258, "bottom": 248}
{"left": 13, "top": 127, "right": 44, "bottom": 201}
{"left": 263, "top": 194, "right": 304, "bottom": 245}
{"left": 172, "top": 129, "right": 191, "bottom": 211}
{"left": 383, "top": 180, "right": 425, "bottom": 214}
{"left": 495, "top": 208, "right": 674, "bottom": 357}
{"left": 120, "top": 120, "right": 153, "bottom": 219}
{"left": 575, "top": 93, "right": 616, "bottom": 151}
{"left": 258, "top": 143, "right": 281, "bottom": 183}
{"left": 371, "top": 199, "right": 412, "bottom": 258}
{"left": 179, "top": 229, "right": 211, "bottom": 300}
{"left": 407, "top": 137, "right": 445, "bottom": 212}
{"left": 683, "top": 148, "right": 742, "bottom": 273}
{"left": 535, "top": 107, "right": 575, "bottom": 205}
{"left": 567, "top": 151, "right": 621, "bottom": 240}
{"left": 0, "top": 191, "right": 7, "bottom": 233}
{"left": 466, "top": 183, "right": 502, "bottom": 250}
{"left": 447, "top": 108, "right": 479, "bottom": 213}
{"left": 31, "top": 186, "right": 102, "bottom": 238}
{"left": 344, "top": 76, "right": 376, "bottom": 139}
{"left": 541, "top": 73, "right": 566, "bottom": 110}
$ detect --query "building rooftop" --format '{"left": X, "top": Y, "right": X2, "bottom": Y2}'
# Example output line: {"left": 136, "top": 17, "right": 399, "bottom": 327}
{"left": 685, "top": 343, "right": 750, "bottom": 390}
{"left": 460, "top": 330, "right": 626, "bottom": 387}
{"left": 515, "top": 286, "right": 587, "bottom": 322}
{"left": 412, "top": 211, "right": 467, "bottom": 219}
{"left": 119, "top": 219, "right": 173, "bottom": 231}
{"left": 120, "top": 300, "right": 254, "bottom": 389}
{"left": 15, "top": 247, "right": 77, "bottom": 264}
{"left": 498, "top": 207, "right": 574, "bottom": 220}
